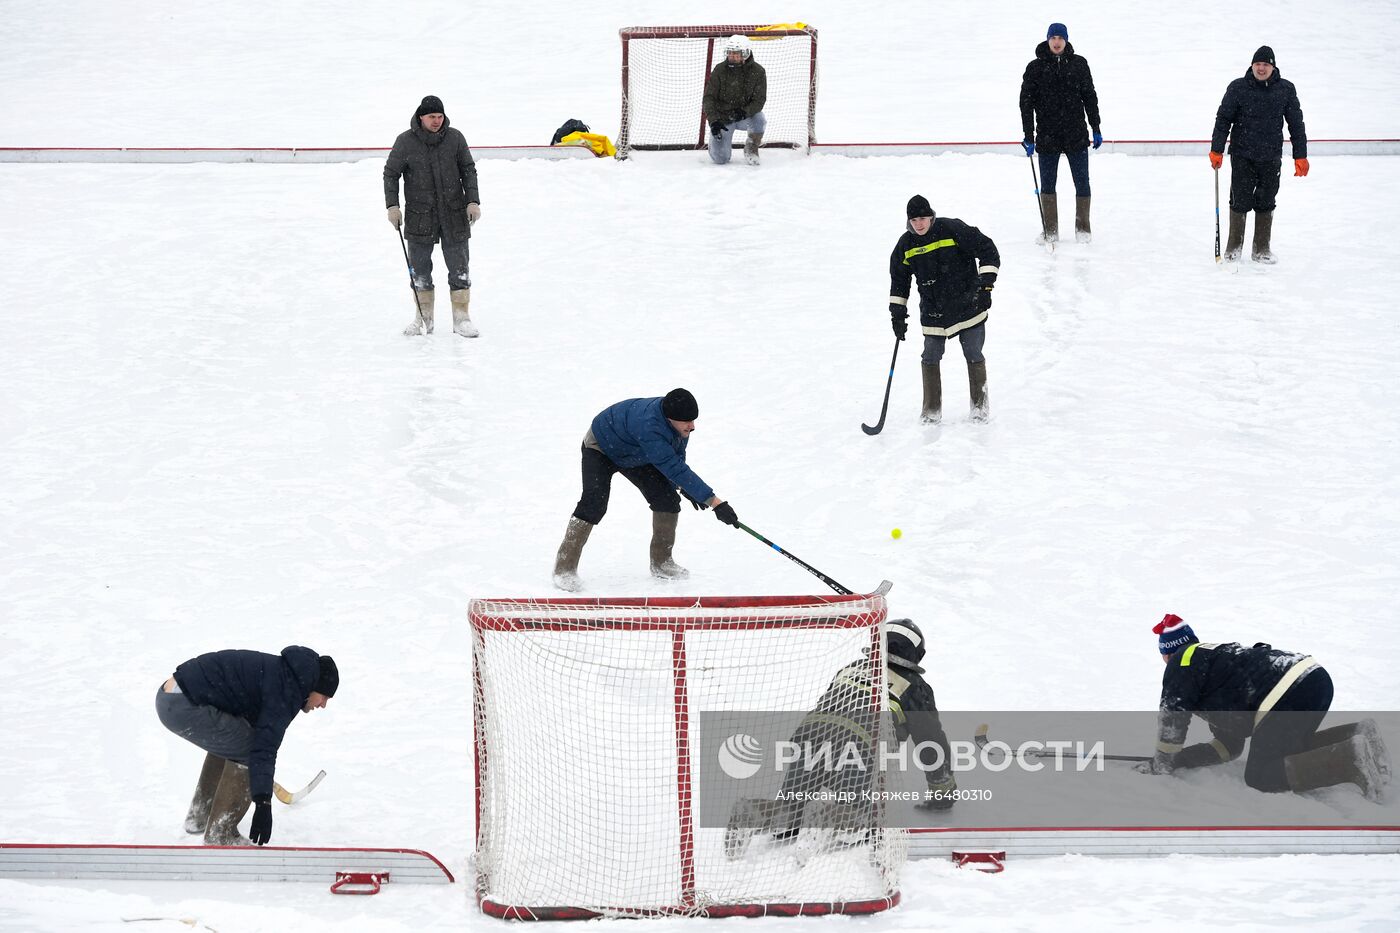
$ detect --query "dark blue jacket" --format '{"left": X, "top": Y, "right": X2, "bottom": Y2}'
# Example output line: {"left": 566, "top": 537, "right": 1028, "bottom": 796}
{"left": 1212, "top": 67, "right": 1307, "bottom": 161}
{"left": 174, "top": 646, "right": 320, "bottom": 800}
{"left": 590, "top": 397, "right": 715, "bottom": 504}
{"left": 1155, "top": 641, "right": 1316, "bottom": 762}
{"left": 1019, "top": 41, "right": 1101, "bottom": 153}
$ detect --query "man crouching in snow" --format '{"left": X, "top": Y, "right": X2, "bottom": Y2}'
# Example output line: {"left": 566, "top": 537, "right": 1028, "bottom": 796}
{"left": 1139, "top": 614, "right": 1388, "bottom": 798}
{"left": 156, "top": 646, "right": 337, "bottom": 845}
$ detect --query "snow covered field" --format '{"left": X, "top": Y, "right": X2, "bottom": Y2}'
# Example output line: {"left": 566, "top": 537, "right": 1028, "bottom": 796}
{"left": 3, "top": 1, "right": 1400, "bottom": 930}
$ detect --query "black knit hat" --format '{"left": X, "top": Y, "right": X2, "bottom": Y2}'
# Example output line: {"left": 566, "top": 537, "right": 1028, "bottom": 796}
{"left": 415, "top": 95, "right": 445, "bottom": 118}
{"left": 314, "top": 655, "right": 339, "bottom": 698}
{"left": 661, "top": 388, "right": 699, "bottom": 422}
{"left": 1253, "top": 46, "right": 1275, "bottom": 66}
{"left": 906, "top": 195, "right": 934, "bottom": 220}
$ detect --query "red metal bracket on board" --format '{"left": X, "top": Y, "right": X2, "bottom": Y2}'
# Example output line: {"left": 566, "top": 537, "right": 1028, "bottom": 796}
{"left": 331, "top": 870, "right": 388, "bottom": 895}
{"left": 952, "top": 850, "right": 1005, "bottom": 873}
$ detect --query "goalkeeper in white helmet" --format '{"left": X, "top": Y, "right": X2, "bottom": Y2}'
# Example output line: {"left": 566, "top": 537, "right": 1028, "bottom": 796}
{"left": 724, "top": 618, "right": 956, "bottom": 858}
{"left": 702, "top": 34, "right": 768, "bottom": 165}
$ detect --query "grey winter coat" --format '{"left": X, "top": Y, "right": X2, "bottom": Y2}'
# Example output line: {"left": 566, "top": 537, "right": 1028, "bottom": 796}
{"left": 384, "top": 112, "right": 480, "bottom": 244}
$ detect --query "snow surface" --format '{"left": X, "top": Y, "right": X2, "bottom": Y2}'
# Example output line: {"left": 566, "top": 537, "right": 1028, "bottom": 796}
{"left": 3, "top": 1, "right": 1400, "bottom": 930}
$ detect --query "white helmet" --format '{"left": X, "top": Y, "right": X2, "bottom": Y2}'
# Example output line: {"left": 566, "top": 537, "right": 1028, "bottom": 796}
{"left": 723, "top": 34, "right": 752, "bottom": 61}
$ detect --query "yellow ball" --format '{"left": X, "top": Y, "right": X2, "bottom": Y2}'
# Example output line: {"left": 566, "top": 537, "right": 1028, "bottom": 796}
{"left": 891, "top": 528, "right": 902, "bottom": 539}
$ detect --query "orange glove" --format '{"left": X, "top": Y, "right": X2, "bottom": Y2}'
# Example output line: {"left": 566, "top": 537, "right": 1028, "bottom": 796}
{"left": 1294, "top": 158, "right": 1310, "bottom": 177}
{"left": 1209, "top": 151, "right": 1223, "bottom": 170}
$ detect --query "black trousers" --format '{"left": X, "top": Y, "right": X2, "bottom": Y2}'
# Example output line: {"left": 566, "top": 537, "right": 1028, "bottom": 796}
{"left": 1244, "top": 666, "right": 1333, "bottom": 792}
{"left": 572, "top": 445, "right": 680, "bottom": 525}
{"left": 1229, "top": 155, "right": 1282, "bottom": 214}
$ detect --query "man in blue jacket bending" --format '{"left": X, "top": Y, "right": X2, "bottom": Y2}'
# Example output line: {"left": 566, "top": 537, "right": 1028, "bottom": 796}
{"left": 156, "top": 646, "right": 338, "bottom": 845}
{"left": 553, "top": 388, "right": 738, "bottom": 591}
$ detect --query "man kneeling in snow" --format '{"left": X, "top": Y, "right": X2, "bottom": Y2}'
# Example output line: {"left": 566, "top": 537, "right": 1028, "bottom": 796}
{"left": 1139, "top": 614, "right": 1388, "bottom": 798}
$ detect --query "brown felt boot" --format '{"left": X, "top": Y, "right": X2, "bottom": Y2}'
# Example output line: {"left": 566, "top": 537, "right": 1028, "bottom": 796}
{"left": 649, "top": 511, "right": 689, "bottom": 579}
{"left": 184, "top": 752, "right": 227, "bottom": 834}
{"left": 968, "top": 360, "right": 989, "bottom": 422}
{"left": 552, "top": 516, "right": 594, "bottom": 592}
{"left": 404, "top": 288, "right": 435, "bottom": 335}
{"left": 1285, "top": 735, "right": 1383, "bottom": 801}
{"left": 204, "top": 760, "right": 252, "bottom": 846}
{"left": 451, "top": 288, "right": 479, "bottom": 338}
{"left": 1225, "top": 211, "right": 1246, "bottom": 261}
{"left": 1252, "top": 210, "right": 1276, "bottom": 263}
{"left": 744, "top": 132, "right": 764, "bottom": 166}
{"left": 1075, "top": 196, "right": 1092, "bottom": 243}
{"left": 1036, "top": 194, "right": 1058, "bottom": 244}
{"left": 1308, "top": 720, "right": 1391, "bottom": 786}
{"left": 920, "top": 364, "right": 942, "bottom": 424}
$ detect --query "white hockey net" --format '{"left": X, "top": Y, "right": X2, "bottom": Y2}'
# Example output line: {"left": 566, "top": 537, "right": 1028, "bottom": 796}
{"left": 617, "top": 25, "right": 818, "bottom": 158}
{"left": 471, "top": 592, "right": 904, "bottom": 919}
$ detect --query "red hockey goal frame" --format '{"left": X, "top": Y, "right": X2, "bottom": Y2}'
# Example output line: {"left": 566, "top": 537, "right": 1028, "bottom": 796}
{"left": 469, "top": 591, "right": 897, "bottom": 920}
{"left": 616, "top": 25, "right": 819, "bottom": 158}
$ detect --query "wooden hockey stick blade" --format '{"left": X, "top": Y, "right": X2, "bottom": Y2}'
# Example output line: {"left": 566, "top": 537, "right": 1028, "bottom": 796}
{"left": 273, "top": 770, "right": 326, "bottom": 805}
{"left": 973, "top": 723, "right": 990, "bottom": 750}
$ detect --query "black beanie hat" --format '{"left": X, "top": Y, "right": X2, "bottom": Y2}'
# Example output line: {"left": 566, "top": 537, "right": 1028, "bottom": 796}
{"left": 661, "top": 388, "right": 699, "bottom": 422}
{"left": 906, "top": 195, "right": 934, "bottom": 220}
{"left": 1253, "top": 46, "right": 1275, "bottom": 66}
{"left": 314, "top": 655, "right": 339, "bottom": 697}
{"left": 415, "top": 95, "right": 445, "bottom": 118}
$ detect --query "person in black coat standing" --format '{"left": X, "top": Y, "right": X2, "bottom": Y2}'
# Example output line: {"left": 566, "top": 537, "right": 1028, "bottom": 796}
{"left": 156, "top": 646, "right": 338, "bottom": 845}
{"left": 385, "top": 95, "right": 483, "bottom": 337}
{"left": 1210, "top": 47, "right": 1308, "bottom": 263}
{"left": 889, "top": 195, "right": 1000, "bottom": 424}
{"left": 1019, "top": 23, "right": 1102, "bottom": 243}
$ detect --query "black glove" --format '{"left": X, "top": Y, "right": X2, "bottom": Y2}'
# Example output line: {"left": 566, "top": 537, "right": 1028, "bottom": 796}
{"left": 681, "top": 489, "right": 705, "bottom": 510}
{"left": 976, "top": 272, "right": 996, "bottom": 313}
{"left": 714, "top": 502, "right": 739, "bottom": 526}
{"left": 729, "top": 109, "right": 746, "bottom": 123}
{"left": 250, "top": 797, "right": 273, "bottom": 846}
{"left": 709, "top": 120, "right": 724, "bottom": 138}
{"left": 1134, "top": 752, "right": 1176, "bottom": 776}
{"left": 889, "top": 304, "right": 908, "bottom": 341}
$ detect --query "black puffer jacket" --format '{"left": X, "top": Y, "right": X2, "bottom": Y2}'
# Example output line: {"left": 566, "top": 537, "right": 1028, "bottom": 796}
{"left": 384, "top": 111, "right": 480, "bottom": 244}
{"left": 174, "top": 646, "right": 320, "bottom": 801}
{"left": 702, "top": 58, "right": 767, "bottom": 122}
{"left": 1211, "top": 67, "right": 1308, "bottom": 161}
{"left": 1019, "top": 41, "right": 1101, "bottom": 153}
{"left": 889, "top": 218, "right": 1000, "bottom": 336}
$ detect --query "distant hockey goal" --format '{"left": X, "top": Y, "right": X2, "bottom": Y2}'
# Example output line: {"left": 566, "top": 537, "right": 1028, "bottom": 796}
{"left": 470, "top": 591, "right": 903, "bottom": 919}
{"left": 616, "top": 25, "right": 819, "bottom": 158}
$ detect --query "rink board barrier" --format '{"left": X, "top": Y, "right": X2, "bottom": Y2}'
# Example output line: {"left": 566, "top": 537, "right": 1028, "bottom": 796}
{"left": 0, "top": 843, "right": 454, "bottom": 883}
{"left": 2, "top": 139, "right": 1397, "bottom": 163}
{"left": 910, "top": 826, "right": 1400, "bottom": 859}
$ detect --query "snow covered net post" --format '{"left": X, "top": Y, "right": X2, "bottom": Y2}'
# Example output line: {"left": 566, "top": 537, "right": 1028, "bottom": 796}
{"left": 616, "top": 25, "right": 819, "bottom": 159}
{"left": 470, "top": 591, "right": 904, "bottom": 919}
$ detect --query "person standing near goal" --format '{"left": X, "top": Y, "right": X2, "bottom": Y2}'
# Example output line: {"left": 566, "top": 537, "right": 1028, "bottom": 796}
{"left": 156, "top": 646, "right": 337, "bottom": 845}
{"left": 1210, "top": 46, "right": 1308, "bottom": 263}
{"left": 1019, "top": 22, "right": 1102, "bottom": 244}
{"left": 889, "top": 195, "right": 1000, "bottom": 424}
{"left": 384, "top": 94, "right": 482, "bottom": 337}
{"left": 702, "top": 35, "right": 767, "bottom": 165}
{"left": 552, "top": 388, "right": 738, "bottom": 591}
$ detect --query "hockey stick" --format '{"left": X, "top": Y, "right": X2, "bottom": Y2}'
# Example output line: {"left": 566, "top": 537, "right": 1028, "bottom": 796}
{"left": 273, "top": 770, "right": 327, "bottom": 805}
{"left": 1029, "top": 153, "right": 1054, "bottom": 253}
{"left": 860, "top": 337, "right": 900, "bottom": 436}
{"left": 395, "top": 226, "right": 426, "bottom": 332}
{"left": 735, "top": 522, "right": 854, "bottom": 595}
{"left": 973, "top": 724, "right": 1151, "bottom": 763}
{"left": 1214, "top": 167, "right": 1222, "bottom": 262}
